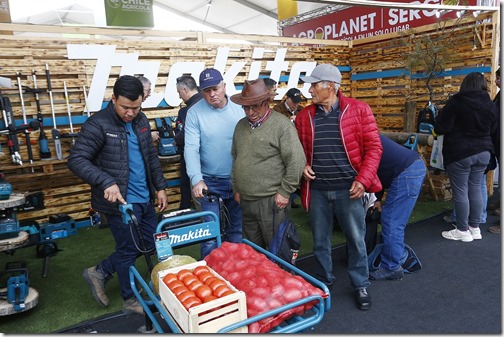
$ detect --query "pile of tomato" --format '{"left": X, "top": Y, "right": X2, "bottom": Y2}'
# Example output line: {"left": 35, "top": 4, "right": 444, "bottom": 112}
{"left": 163, "top": 265, "right": 235, "bottom": 310}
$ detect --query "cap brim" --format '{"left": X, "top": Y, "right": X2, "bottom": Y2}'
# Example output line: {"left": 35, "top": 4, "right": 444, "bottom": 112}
{"left": 291, "top": 96, "right": 302, "bottom": 103}
{"left": 199, "top": 80, "right": 222, "bottom": 90}
{"left": 301, "top": 75, "right": 321, "bottom": 83}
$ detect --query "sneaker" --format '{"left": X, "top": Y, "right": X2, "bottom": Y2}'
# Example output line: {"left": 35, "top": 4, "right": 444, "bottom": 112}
{"left": 488, "top": 224, "right": 501, "bottom": 234}
{"left": 369, "top": 266, "right": 404, "bottom": 281}
{"left": 123, "top": 296, "right": 144, "bottom": 315}
{"left": 443, "top": 215, "right": 455, "bottom": 224}
{"left": 468, "top": 226, "right": 482, "bottom": 240}
{"left": 441, "top": 228, "right": 473, "bottom": 242}
{"left": 82, "top": 266, "right": 110, "bottom": 307}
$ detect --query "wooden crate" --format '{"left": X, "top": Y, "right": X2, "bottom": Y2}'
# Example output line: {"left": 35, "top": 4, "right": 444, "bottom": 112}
{"left": 158, "top": 261, "right": 247, "bottom": 333}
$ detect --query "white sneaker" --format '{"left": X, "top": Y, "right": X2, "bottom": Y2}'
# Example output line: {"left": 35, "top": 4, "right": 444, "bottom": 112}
{"left": 442, "top": 228, "right": 473, "bottom": 242}
{"left": 468, "top": 226, "right": 482, "bottom": 240}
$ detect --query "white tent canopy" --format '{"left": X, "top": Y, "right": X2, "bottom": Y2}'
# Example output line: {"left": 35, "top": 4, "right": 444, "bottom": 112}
{"left": 9, "top": 0, "right": 328, "bottom": 36}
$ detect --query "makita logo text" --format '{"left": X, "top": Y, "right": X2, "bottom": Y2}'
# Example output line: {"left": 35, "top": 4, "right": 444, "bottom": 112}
{"left": 170, "top": 228, "right": 212, "bottom": 244}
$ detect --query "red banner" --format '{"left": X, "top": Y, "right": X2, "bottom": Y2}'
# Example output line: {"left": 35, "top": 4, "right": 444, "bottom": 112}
{"left": 281, "top": 0, "right": 498, "bottom": 41}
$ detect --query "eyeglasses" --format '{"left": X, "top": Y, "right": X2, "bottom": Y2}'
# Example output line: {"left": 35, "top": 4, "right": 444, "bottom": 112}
{"left": 242, "top": 100, "right": 266, "bottom": 112}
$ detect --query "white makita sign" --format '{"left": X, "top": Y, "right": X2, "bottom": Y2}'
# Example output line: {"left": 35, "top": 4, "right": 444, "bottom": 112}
{"left": 66, "top": 44, "right": 317, "bottom": 111}
{"left": 169, "top": 228, "right": 212, "bottom": 245}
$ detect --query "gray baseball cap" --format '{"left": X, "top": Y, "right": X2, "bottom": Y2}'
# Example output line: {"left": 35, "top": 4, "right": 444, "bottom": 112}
{"left": 302, "top": 64, "right": 342, "bottom": 84}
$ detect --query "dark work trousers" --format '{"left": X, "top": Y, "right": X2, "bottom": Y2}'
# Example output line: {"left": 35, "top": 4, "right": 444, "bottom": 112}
{"left": 99, "top": 202, "right": 157, "bottom": 300}
{"left": 179, "top": 154, "right": 192, "bottom": 210}
{"left": 241, "top": 195, "right": 291, "bottom": 250}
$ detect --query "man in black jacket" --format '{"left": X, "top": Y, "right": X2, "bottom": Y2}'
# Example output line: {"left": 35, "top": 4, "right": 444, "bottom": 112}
{"left": 175, "top": 75, "right": 202, "bottom": 209}
{"left": 68, "top": 75, "right": 167, "bottom": 315}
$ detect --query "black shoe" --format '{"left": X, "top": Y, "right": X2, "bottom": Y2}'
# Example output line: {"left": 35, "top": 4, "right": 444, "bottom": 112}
{"left": 355, "top": 288, "right": 371, "bottom": 311}
{"left": 291, "top": 202, "right": 300, "bottom": 208}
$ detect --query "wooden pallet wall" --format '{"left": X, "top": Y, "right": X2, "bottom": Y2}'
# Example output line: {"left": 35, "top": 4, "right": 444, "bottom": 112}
{"left": 350, "top": 16, "right": 497, "bottom": 132}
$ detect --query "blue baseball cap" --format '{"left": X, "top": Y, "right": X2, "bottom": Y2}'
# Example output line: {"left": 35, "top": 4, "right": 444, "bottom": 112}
{"left": 199, "top": 68, "right": 223, "bottom": 90}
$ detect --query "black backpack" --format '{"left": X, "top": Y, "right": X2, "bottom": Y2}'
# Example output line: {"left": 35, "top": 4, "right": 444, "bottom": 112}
{"left": 269, "top": 218, "right": 301, "bottom": 266}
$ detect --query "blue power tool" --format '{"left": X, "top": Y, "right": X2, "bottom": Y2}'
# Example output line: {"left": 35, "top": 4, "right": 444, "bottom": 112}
{"left": 0, "top": 262, "right": 30, "bottom": 312}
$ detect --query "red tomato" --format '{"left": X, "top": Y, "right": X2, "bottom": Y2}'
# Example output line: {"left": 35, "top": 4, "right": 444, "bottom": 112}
{"left": 168, "top": 280, "right": 185, "bottom": 292}
{"left": 177, "top": 269, "right": 193, "bottom": 281}
{"left": 204, "top": 276, "right": 218, "bottom": 286}
{"left": 163, "top": 273, "right": 177, "bottom": 285}
{"left": 208, "top": 279, "right": 227, "bottom": 291}
{"left": 182, "top": 274, "right": 199, "bottom": 287}
{"left": 193, "top": 266, "right": 210, "bottom": 277}
{"left": 187, "top": 280, "right": 204, "bottom": 292}
{"left": 198, "top": 272, "right": 214, "bottom": 283}
{"left": 195, "top": 285, "right": 212, "bottom": 300}
{"left": 220, "top": 289, "right": 234, "bottom": 297}
{"left": 213, "top": 285, "right": 231, "bottom": 297}
{"left": 203, "top": 295, "right": 218, "bottom": 303}
{"left": 182, "top": 296, "right": 202, "bottom": 310}
{"left": 171, "top": 285, "right": 189, "bottom": 297}
{"left": 177, "top": 289, "right": 196, "bottom": 303}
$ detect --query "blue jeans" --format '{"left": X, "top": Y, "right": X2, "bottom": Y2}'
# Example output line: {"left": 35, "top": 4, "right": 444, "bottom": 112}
{"left": 100, "top": 202, "right": 157, "bottom": 300}
{"left": 198, "top": 176, "right": 242, "bottom": 258}
{"left": 380, "top": 159, "right": 426, "bottom": 270}
{"left": 451, "top": 173, "right": 488, "bottom": 224}
{"left": 309, "top": 188, "right": 370, "bottom": 290}
{"left": 446, "top": 151, "right": 490, "bottom": 231}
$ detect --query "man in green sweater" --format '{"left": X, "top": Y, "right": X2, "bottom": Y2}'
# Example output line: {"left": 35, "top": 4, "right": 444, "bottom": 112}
{"left": 230, "top": 79, "right": 306, "bottom": 249}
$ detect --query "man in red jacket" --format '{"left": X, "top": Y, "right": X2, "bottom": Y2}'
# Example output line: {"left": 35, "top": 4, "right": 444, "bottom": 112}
{"left": 294, "top": 64, "right": 382, "bottom": 311}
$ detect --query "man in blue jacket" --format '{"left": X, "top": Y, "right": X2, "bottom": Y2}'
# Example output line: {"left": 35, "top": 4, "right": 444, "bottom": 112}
{"left": 68, "top": 75, "right": 168, "bottom": 315}
{"left": 184, "top": 68, "right": 244, "bottom": 258}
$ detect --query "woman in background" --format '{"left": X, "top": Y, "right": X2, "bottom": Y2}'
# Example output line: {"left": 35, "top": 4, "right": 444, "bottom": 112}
{"left": 434, "top": 72, "right": 497, "bottom": 242}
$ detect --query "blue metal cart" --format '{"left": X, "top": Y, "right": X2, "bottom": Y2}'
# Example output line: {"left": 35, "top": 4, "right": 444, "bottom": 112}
{"left": 129, "top": 210, "right": 331, "bottom": 333}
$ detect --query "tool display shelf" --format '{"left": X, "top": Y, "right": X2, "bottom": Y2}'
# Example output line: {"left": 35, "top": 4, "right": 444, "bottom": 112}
{"left": 129, "top": 210, "right": 331, "bottom": 333}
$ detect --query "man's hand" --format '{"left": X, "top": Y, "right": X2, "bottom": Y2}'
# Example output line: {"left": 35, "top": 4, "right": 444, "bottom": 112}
{"left": 303, "top": 165, "right": 316, "bottom": 181}
{"left": 349, "top": 180, "right": 365, "bottom": 199}
{"left": 275, "top": 193, "right": 289, "bottom": 209}
{"left": 192, "top": 180, "right": 208, "bottom": 199}
{"left": 104, "top": 184, "right": 126, "bottom": 204}
{"left": 157, "top": 190, "right": 168, "bottom": 212}
{"left": 234, "top": 192, "right": 241, "bottom": 204}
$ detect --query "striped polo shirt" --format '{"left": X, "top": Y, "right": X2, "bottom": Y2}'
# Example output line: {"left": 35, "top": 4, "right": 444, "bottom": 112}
{"left": 311, "top": 103, "right": 355, "bottom": 191}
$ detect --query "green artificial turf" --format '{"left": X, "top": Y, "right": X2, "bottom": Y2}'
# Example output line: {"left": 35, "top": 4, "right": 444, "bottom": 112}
{"left": 0, "top": 195, "right": 451, "bottom": 333}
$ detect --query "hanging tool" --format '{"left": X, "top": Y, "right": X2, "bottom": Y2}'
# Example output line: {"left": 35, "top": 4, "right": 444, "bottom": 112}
{"left": 16, "top": 72, "right": 35, "bottom": 169}
{"left": 62, "top": 81, "right": 79, "bottom": 145}
{"left": 45, "top": 64, "right": 62, "bottom": 160}
{"left": 30, "top": 70, "right": 51, "bottom": 159}
{"left": 0, "top": 121, "right": 40, "bottom": 136}
{"left": 0, "top": 92, "right": 22, "bottom": 165}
